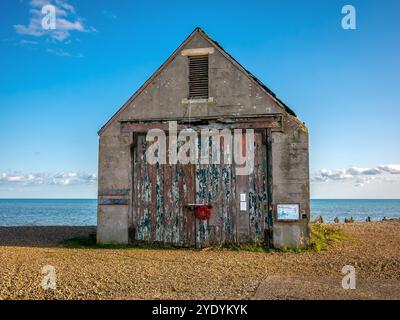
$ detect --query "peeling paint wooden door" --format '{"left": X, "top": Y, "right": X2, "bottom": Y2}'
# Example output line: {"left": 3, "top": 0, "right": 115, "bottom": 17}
{"left": 237, "top": 130, "right": 268, "bottom": 243}
{"left": 132, "top": 134, "right": 196, "bottom": 246}
{"left": 132, "top": 128, "right": 268, "bottom": 247}
{"left": 194, "top": 146, "right": 235, "bottom": 247}
{"left": 195, "top": 130, "right": 268, "bottom": 247}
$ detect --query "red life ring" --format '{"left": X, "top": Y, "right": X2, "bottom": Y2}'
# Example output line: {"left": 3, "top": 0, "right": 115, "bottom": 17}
{"left": 196, "top": 205, "right": 211, "bottom": 221}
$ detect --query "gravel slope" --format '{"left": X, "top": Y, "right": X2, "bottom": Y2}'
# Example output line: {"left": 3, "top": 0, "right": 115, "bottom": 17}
{"left": 0, "top": 221, "right": 399, "bottom": 300}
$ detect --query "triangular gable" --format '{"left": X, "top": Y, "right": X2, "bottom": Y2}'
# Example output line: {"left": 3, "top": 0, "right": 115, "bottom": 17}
{"left": 98, "top": 27, "right": 296, "bottom": 135}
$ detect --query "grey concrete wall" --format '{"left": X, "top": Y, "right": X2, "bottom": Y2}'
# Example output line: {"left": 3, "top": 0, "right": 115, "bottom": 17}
{"left": 271, "top": 115, "right": 310, "bottom": 248}
{"left": 97, "top": 134, "right": 132, "bottom": 244}
{"left": 97, "top": 30, "right": 310, "bottom": 247}
{"left": 97, "top": 204, "right": 129, "bottom": 244}
{"left": 99, "top": 32, "right": 284, "bottom": 133}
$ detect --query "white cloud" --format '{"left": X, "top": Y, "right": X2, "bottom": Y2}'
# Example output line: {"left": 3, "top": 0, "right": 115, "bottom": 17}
{"left": 19, "top": 39, "right": 39, "bottom": 45}
{"left": 0, "top": 171, "right": 97, "bottom": 187}
{"left": 346, "top": 167, "right": 381, "bottom": 176}
{"left": 312, "top": 164, "right": 400, "bottom": 187}
{"left": 46, "top": 47, "right": 84, "bottom": 58}
{"left": 54, "top": 0, "right": 76, "bottom": 14}
{"left": 313, "top": 168, "right": 352, "bottom": 182}
{"left": 46, "top": 48, "right": 71, "bottom": 57}
{"left": 101, "top": 10, "right": 117, "bottom": 20}
{"left": 14, "top": 0, "right": 95, "bottom": 43}
{"left": 378, "top": 164, "right": 400, "bottom": 174}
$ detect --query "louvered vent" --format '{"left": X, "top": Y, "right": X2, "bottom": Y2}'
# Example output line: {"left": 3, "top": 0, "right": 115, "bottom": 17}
{"left": 188, "top": 55, "right": 209, "bottom": 99}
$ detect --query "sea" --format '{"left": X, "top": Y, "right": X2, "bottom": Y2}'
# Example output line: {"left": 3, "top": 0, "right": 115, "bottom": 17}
{"left": 0, "top": 199, "right": 399, "bottom": 226}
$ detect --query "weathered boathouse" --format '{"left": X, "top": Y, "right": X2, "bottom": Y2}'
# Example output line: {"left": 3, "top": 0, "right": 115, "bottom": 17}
{"left": 97, "top": 28, "right": 310, "bottom": 248}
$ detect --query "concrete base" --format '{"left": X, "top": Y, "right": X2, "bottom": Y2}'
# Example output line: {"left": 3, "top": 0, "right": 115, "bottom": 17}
{"left": 97, "top": 205, "right": 129, "bottom": 244}
{"left": 273, "top": 222, "right": 309, "bottom": 249}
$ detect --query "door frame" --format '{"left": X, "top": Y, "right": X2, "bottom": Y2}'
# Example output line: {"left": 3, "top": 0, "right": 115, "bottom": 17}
{"left": 128, "top": 118, "right": 277, "bottom": 247}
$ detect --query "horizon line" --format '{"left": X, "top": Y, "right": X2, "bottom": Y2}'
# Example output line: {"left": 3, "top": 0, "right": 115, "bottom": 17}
{"left": 0, "top": 198, "right": 400, "bottom": 201}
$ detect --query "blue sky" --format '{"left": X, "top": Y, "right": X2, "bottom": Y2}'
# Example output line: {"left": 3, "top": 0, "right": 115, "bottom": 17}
{"left": 0, "top": 0, "right": 399, "bottom": 198}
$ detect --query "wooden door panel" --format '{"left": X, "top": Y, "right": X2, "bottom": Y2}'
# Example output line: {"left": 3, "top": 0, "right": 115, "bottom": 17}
{"left": 132, "top": 128, "right": 268, "bottom": 247}
{"left": 133, "top": 134, "right": 196, "bottom": 245}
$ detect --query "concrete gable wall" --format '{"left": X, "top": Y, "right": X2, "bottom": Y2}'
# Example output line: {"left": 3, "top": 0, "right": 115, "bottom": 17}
{"left": 100, "top": 32, "right": 285, "bottom": 137}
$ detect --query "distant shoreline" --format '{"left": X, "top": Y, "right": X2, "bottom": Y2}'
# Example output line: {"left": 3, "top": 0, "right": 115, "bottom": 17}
{"left": 1, "top": 198, "right": 400, "bottom": 200}
{"left": 1, "top": 199, "right": 400, "bottom": 226}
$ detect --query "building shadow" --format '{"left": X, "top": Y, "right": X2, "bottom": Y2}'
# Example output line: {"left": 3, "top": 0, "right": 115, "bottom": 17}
{"left": 0, "top": 226, "right": 96, "bottom": 248}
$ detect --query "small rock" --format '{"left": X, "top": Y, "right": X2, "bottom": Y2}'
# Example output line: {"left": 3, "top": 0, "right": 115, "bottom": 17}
{"left": 313, "top": 215, "right": 324, "bottom": 224}
{"left": 334, "top": 217, "right": 340, "bottom": 223}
